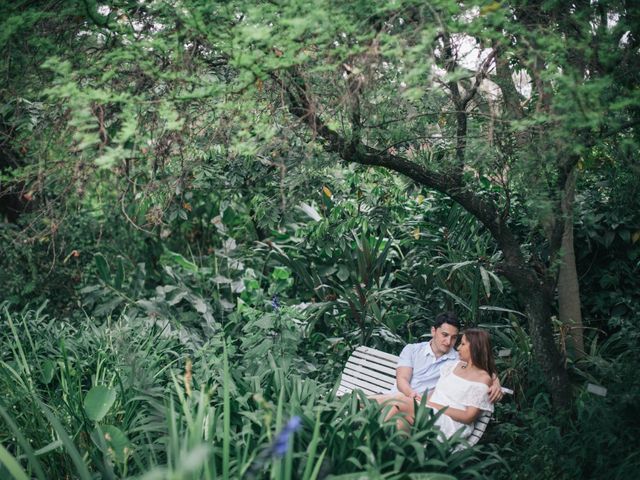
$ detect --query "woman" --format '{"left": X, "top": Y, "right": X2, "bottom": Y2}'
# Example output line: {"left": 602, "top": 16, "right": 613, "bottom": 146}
{"left": 380, "top": 329, "right": 496, "bottom": 440}
{"left": 425, "top": 328, "right": 496, "bottom": 439}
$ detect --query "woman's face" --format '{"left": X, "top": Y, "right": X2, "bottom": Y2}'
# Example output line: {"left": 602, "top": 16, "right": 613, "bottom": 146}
{"left": 457, "top": 334, "right": 471, "bottom": 362}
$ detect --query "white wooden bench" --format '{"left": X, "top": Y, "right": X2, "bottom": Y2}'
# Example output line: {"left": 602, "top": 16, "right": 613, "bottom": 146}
{"left": 336, "top": 345, "right": 503, "bottom": 448}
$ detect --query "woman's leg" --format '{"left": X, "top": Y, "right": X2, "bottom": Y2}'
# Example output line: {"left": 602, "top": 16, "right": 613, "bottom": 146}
{"left": 369, "top": 392, "right": 415, "bottom": 429}
{"left": 393, "top": 394, "right": 416, "bottom": 432}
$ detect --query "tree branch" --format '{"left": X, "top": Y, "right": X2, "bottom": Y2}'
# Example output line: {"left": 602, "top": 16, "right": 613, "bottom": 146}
{"left": 461, "top": 49, "right": 496, "bottom": 108}
{"left": 277, "top": 69, "right": 529, "bottom": 271}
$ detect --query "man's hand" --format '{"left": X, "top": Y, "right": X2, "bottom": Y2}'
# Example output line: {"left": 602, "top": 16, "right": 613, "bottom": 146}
{"left": 488, "top": 375, "right": 503, "bottom": 403}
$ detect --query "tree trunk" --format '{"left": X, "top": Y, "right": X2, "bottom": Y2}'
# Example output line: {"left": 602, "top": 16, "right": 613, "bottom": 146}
{"left": 520, "top": 279, "right": 572, "bottom": 409}
{"left": 557, "top": 168, "right": 585, "bottom": 359}
{"left": 499, "top": 257, "right": 573, "bottom": 410}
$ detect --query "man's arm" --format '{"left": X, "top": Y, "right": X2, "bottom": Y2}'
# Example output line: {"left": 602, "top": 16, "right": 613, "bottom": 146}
{"left": 488, "top": 374, "right": 503, "bottom": 403}
{"left": 396, "top": 366, "right": 420, "bottom": 399}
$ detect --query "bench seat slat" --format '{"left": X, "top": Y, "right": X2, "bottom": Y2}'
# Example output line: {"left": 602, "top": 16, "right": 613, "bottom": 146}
{"left": 352, "top": 351, "right": 399, "bottom": 368}
{"left": 352, "top": 349, "right": 399, "bottom": 366}
{"left": 344, "top": 362, "right": 396, "bottom": 382}
{"left": 339, "top": 372, "right": 384, "bottom": 393}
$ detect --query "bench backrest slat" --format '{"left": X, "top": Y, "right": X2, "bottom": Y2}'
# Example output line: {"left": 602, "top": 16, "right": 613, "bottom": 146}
{"left": 352, "top": 345, "right": 401, "bottom": 364}
{"left": 343, "top": 366, "right": 396, "bottom": 391}
{"left": 348, "top": 355, "right": 398, "bottom": 375}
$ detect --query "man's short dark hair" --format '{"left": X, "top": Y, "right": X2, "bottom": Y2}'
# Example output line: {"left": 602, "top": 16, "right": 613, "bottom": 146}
{"left": 433, "top": 311, "right": 461, "bottom": 329}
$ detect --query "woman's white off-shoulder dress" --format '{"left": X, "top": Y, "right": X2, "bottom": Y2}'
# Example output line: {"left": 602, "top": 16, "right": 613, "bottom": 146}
{"left": 429, "top": 361, "right": 494, "bottom": 439}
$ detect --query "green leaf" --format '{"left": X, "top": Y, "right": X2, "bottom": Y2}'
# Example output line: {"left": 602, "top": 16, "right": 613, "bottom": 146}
{"left": 158, "top": 102, "right": 184, "bottom": 131}
{"left": 160, "top": 250, "right": 198, "bottom": 272}
{"left": 94, "top": 253, "right": 110, "bottom": 283}
{"left": 272, "top": 266, "right": 291, "bottom": 280}
{"left": 0, "top": 443, "right": 29, "bottom": 480}
{"left": 40, "top": 359, "right": 56, "bottom": 384}
{"left": 408, "top": 474, "right": 457, "bottom": 480}
{"left": 478, "top": 305, "right": 526, "bottom": 317}
{"left": 84, "top": 386, "right": 117, "bottom": 422}
{"left": 479, "top": 266, "right": 491, "bottom": 298}
{"left": 222, "top": 207, "right": 236, "bottom": 224}
{"left": 114, "top": 256, "right": 125, "bottom": 290}
{"left": 92, "top": 425, "right": 130, "bottom": 463}
{"left": 384, "top": 313, "right": 409, "bottom": 332}
{"left": 337, "top": 265, "right": 350, "bottom": 282}
{"left": 434, "top": 287, "right": 471, "bottom": 312}
{"left": 252, "top": 315, "right": 275, "bottom": 329}
{"left": 37, "top": 401, "right": 92, "bottom": 480}
{"left": 619, "top": 229, "right": 631, "bottom": 243}
{"left": 604, "top": 230, "right": 615, "bottom": 248}
{"left": 33, "top": 440, "right": 63, "bottom": 457}
{"left": 94, "top": 297, "right": 124, "bottom": 316}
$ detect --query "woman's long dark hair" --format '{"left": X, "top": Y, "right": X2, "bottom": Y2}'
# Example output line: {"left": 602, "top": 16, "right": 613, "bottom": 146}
{"left": 463, "top": 329, "right": 496, "bottom": 378}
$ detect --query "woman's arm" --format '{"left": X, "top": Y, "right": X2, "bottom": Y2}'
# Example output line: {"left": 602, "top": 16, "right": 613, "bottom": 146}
{"left": 427, "top": 400, "right": 481, "bottom": 424}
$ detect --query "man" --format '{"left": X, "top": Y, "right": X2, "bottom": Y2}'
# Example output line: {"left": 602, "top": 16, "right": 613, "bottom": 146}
{"left": 372, "top": 311, "right": 502, "bottom": 417}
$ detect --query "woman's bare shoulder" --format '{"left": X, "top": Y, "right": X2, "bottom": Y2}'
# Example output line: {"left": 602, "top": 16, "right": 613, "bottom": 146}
{"left": 473, "top": 370, "right": 492, "bottom": 386}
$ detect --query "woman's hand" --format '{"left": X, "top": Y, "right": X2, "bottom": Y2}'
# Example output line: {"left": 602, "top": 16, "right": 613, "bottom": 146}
{"left": 408, "top": 391, "right": 422, "bottom": 402}
{"left": 428, "top": 402, "right": 480, "bottom": 424}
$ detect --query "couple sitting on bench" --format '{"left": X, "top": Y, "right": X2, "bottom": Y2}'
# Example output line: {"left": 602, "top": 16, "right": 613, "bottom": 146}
{"left": 371, "top": 312, "right": 503, "bottom": 440}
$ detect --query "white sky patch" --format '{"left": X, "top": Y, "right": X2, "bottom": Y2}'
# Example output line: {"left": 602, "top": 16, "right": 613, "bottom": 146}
{"left": 447, "top": 34, "right": 495, "bottom": 73}
{"left": 457, "top": 6, "right": 480, "bottom": 24}
{"left": 431, "top": 33, "right": 532, "bottom": 102}
{"left": 512, "top": 69, "right": 532, "bottom": 98}
{"left": 619, "top": 31, "right": 631, "bottom": 47}
{"left": 591, "top": 9, "right": 620, "bottom": 34}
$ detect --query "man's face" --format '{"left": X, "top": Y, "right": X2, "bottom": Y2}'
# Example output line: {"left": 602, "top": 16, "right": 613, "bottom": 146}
{"left": 430, "top": 323, "right": 459, "bottom": 357}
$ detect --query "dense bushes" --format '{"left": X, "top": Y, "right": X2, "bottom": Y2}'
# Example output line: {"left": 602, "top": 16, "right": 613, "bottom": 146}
{"left": 2, "top": 162, "right": 639, "bottom": 479}
{"left": 3, "top": 293, "right": 639, "bottom": 479}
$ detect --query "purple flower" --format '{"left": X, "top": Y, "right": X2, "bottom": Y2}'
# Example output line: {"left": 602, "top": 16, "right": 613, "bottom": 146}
{"left": 245, "top": 416, "right": 302, "bottom": 478}
{"left": 271, "top": 294, "right": 281, "bottom": 311}
{"left": 270, "top": 416, "right": 301, "bottom": 458}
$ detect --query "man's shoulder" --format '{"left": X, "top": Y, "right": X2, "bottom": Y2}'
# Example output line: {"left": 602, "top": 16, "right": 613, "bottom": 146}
{"left": 398, "top": 341, "right": 429, "bottom": 366}
{"left": 400, "top": 341, "right": 430, "bottom": 353}
{"left": 408, "top": 341, "right": 431, "bottom": 348}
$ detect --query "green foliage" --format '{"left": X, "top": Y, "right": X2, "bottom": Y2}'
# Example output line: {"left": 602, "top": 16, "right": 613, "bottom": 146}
{"left": 488, "top": 338, "right": 640, "bottom": 479}
{"left": 574, "top": 165, "right": 640, "bottom": 324}
{"left": 2, "top": 0, "right": 640, "bottom": 477}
